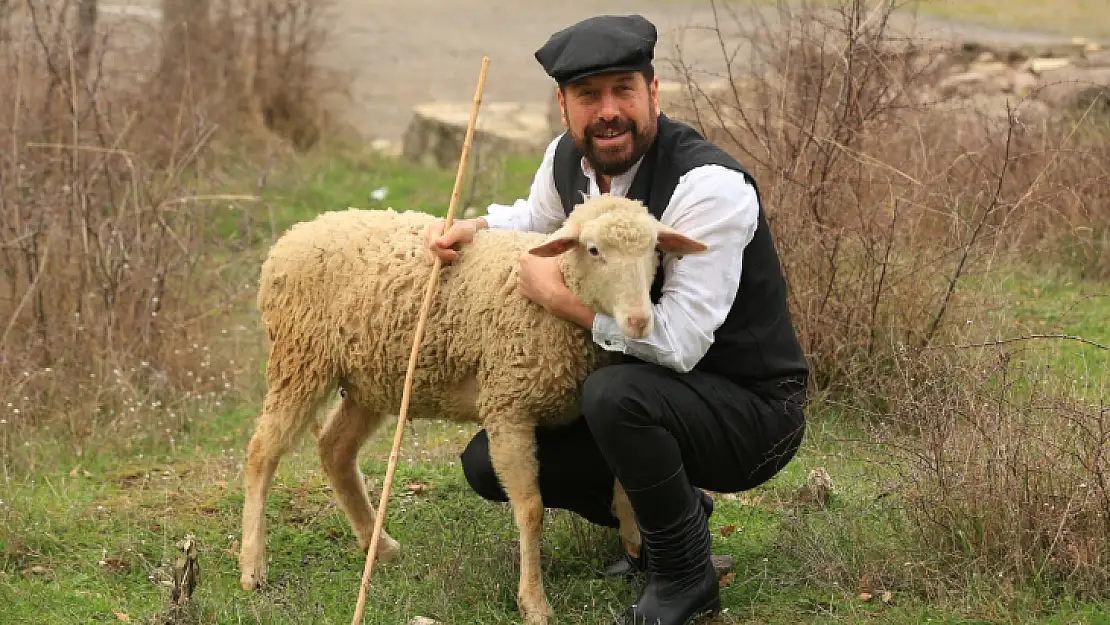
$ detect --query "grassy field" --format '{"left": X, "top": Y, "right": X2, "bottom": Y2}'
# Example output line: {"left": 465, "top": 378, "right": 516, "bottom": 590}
{"left": 910, "top": 0, "right": 1110, "bottom": 39}
{"left": 719, "top": 0, "right": 1110, "bottom": 40}
{"left": 6, "top": 0, "right": 1107, "bottom": 623}
{"left": 2, "top": 140, "right": 1108, "bottom": 624}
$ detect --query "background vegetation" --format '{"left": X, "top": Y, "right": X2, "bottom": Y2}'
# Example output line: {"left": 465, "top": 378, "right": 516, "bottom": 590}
{"left": 1, "top": 0, "right": 1107, "bottom": 623}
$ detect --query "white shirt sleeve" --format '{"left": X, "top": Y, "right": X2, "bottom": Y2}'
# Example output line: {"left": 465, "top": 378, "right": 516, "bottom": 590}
{"left": 590, "top": 165, "right": 759, "bottom": 373}
{"left": 481, "top": 136, "right": 567, "bottom": 235}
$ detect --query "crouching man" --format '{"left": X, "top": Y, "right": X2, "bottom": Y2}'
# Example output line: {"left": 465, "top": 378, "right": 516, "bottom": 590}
{"left": 425, "top": 14, "right": 809, "bottom": 625}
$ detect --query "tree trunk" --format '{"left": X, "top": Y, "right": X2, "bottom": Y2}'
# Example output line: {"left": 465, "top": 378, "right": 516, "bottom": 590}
{"left": 75, "top": 0, "right": 97, "bottom": 77}
{"left": 160, "top": 0, "right": 211, "bottom": 80}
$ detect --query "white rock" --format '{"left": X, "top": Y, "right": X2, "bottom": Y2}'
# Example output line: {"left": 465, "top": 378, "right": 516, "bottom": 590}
{"left": 1030, "top": 58, "right": 1072, "bottom": 74}
{"left": 370, "top": 138, "right": 398, "bottom": 155}
{"left": 402, "top": 102, "right": 551, "bottom": 170}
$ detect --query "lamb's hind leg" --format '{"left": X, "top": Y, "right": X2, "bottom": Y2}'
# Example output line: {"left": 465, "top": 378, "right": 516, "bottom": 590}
{"left": 317, "top": 394, "right": 400, "bottom": 562}
{"left": 486, "top": 422, "right": 553, "bottom": 625}
{"left": 240, "top": 385, "right": 329, "bottom": 591}
{"left": 612, "top": 480, "right": 641, "bottom": 559}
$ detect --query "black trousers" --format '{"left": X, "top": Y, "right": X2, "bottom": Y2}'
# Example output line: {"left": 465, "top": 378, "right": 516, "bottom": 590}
{"left": 459, "top": 361, "right": 807, "bottom": 529}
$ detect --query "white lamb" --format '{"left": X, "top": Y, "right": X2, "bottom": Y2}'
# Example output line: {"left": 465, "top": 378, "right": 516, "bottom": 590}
{"left": 237, "top": 193, "right": 709, "bottom": 625}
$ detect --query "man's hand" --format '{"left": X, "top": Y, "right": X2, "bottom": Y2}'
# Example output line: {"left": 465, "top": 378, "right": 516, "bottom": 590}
{"left": 517, "top": 253, "right": 596, "bottom": 329}
{"left": 424, "top": 217, "right": 487, "bottom": 265}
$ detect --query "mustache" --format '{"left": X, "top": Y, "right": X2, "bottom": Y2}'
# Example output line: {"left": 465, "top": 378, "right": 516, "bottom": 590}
{"left": 586, "top": 118, "right": 635, "bottom": 137}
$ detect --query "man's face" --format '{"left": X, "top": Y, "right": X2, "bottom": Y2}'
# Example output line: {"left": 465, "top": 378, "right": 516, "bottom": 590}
{"left": 558, "top": 71, "right": 659, "bottom": 177}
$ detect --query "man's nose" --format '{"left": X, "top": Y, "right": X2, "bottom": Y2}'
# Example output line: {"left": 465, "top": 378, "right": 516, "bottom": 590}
{"left": 598, "top": 92, "right": 620, "bottom": 119}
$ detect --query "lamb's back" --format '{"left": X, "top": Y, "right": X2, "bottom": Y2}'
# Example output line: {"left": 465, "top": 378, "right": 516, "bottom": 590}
{"left": 257, "top": 208, "right": 603, "bottom": 425}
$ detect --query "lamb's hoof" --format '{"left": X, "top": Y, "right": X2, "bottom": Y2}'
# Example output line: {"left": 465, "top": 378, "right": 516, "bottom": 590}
{"left": 519, "top": 595, "right": 553, "bottom": 625}
{"left": 240, "top": 566, "right": 266, "bottom": 591}
{"left": 522, "top": 608, "right": 552, "bottom": 625}
{"left": 359, "top": 533, "right": 402, "bottom": 564}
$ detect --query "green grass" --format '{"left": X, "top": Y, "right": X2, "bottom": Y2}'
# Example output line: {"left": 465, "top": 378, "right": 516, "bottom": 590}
{"left": 3, "top": 143, "right": 1108, "bottom": 624}
{"left": 3, "top": 403, "right": 1106, "bottom": 624}
{"left": 997, "top": 264, "right": 1110, "bottom": 397}
{"left": 210, "top": 143, "right": 544, "bottom": 249}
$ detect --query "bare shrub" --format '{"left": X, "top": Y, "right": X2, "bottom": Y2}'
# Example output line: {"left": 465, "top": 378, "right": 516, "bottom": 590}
{"left": 670, "top": 0, "right": 1110, "bottom": 397}
{"left": 667, "top": 0, "right": 1110, "bottom": 601}
{"left": 155, "top": 0, "right": 344, "bottom": 151}
{"left": 882, "top": 343, "right": 1109, "bottom": 595}
{"left": 0, "top": 0, "right": 340, "bottom": 471}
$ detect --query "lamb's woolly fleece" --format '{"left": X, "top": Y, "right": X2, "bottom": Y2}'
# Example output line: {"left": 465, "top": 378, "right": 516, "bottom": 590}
{"left": 255, "top": 196, "right": 664, "bottom": 431}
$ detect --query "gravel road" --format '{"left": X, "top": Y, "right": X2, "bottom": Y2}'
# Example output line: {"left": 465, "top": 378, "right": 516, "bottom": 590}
{"left": 315, "top": 0, "right": 1080, "bottom": 142}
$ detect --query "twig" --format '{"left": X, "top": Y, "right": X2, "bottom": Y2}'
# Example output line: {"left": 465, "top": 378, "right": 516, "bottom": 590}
{"left": 349, "top": 55, "right": 490, "bottom": 625}
{"left": 0, "top": 236, "right": 50, "bottom": 355}
{"left": 920, "top": 334, "right": 1110, "bottom": 352}
{"left": 159, "top": 194, "right": 262, "bottom": 207}
{"left": 921, "top": 102, "right": 1016, "bottom": 347}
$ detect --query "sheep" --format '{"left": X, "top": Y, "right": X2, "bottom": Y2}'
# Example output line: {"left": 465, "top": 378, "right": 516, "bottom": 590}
{"left": 237, "top": 193, "right": 709, "bottom": 625}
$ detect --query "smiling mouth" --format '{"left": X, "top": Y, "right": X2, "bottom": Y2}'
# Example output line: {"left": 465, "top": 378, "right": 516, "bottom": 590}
{"left": 593, "top": 129, "right": 629, "bottom": 145}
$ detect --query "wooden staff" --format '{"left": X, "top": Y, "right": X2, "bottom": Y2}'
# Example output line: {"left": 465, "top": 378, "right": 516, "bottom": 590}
{"left": 350, "top": 55, "right": 491, "bottom": 625}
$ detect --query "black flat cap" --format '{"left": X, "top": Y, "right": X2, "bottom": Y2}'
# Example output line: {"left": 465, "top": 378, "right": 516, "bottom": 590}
{"left": 535, "top": 14, "right": 657, "bottom": 86}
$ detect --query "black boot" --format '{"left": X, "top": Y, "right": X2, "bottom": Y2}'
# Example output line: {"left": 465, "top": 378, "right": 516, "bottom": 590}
{"left": 615, "top": 469, "right": 720, "bottom": 625}
{"left": 604, "top": 488, "right": 714, "bottom": 578}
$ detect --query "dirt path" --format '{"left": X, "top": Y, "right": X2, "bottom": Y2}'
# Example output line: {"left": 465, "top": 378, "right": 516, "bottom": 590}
{"left": 315, "top": 0, "right": 1080, "bottom": 143}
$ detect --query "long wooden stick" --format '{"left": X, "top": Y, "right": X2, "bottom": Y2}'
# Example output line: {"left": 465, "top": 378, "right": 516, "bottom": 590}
{"left": 350, "top": 55, "right": 491, "bottom": 625}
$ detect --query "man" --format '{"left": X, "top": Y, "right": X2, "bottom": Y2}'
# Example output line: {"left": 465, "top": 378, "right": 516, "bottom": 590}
{"left": 423, "top": 14, "right": 809, "bottom": 625}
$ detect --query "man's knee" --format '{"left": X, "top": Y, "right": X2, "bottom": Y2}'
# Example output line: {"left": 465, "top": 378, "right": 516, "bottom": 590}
{"left": 582, "top": 364, "right": 659, "bottom": 438}
{"left": 459, "top": 430, "right": 507, "bottom": 502}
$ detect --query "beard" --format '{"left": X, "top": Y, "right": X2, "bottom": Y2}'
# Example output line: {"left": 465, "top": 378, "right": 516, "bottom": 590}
{"left": 573, "top": 115, "right": 656, "bottom": 177}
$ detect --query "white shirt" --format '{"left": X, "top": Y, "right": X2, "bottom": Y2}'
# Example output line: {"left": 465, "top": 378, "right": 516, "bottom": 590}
{"left": 483, "top": 135, "right": 760, "bottom": 374}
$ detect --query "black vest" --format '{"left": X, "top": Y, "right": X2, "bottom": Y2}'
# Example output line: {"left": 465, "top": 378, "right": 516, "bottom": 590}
{"left": 552, "top": 114, "right": 809, "bottom": 399}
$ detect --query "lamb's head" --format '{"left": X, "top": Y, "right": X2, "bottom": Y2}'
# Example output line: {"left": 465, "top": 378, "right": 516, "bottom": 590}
{"left": 527, "top": 195, "right": 708, "bottom": 340}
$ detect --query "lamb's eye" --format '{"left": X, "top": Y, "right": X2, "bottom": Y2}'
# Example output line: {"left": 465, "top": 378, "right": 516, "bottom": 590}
{"left": 587, "top": 246, "right": 600, "bottom": 256}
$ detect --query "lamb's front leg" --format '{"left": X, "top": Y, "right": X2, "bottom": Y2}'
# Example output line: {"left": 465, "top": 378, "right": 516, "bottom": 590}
{"left": 486, "top": 421, "right": 552, "bottom": 625}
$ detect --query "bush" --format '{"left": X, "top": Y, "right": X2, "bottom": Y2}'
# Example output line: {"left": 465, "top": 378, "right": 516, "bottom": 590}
{"left": 671, "top": 0, "right": 1109, "bottom": 599}
{"left": 0, "top": 0, "right": 342, "bottom": 471}
{"left": 884, "top": 345, "right": 1109, "bottom": 596}
{"left": 675, "top": 0, "right": 1110, "bottom": 396}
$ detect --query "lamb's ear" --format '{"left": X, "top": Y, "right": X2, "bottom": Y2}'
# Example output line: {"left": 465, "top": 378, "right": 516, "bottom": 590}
{"left": 528, "top": 223, "right": 581, "bottom": 257}
{"left": 656, "top": 225, "right": 709, "bottom": 255}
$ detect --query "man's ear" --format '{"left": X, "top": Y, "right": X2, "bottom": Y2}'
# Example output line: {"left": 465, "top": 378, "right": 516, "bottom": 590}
{"left": 556, "top": 87, "right": 568, "bottom": 127}
{"left": 528, "top": 223, "right": 581, "bottom": 257}
{"left": 655, "top": 225, "right": 709, "bottom": 255}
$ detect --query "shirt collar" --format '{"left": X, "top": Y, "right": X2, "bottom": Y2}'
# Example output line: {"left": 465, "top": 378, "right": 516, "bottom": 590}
{"left": 579, "top": 154, "right": 645, "bottom": 196}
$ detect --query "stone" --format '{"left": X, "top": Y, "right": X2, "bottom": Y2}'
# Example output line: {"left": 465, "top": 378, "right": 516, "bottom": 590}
{"left": 1034, "top": 67, "right": 1110, "bottom": 108}
{"left": 655, "top": 79, "right": 730, "bottom": 127}
{"left": 938, "top": 71, "right": 1004, "bottom": 98}
{"left": 711, "top": 554, "right": 737, "bottom": 577}
{"left": 409, "top": 618, "right": 443, "bottom": 625}
{"left": 796, "top": 467, "right": 835, "bottom": 506}
{"left": 929, "top": 93, "right": 1052, "bottom": 127}
{"left": 402, "top": 102, "right": 551, "bottom": 170}
{"left": 1081, "top": 49, "right": 1110, "bottom": 67}
{"left": 370, "top": 138, "right": 401, "bottom": 156}
{"left": 1029, "top": 57, "right": 1071, "bottom": 74}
